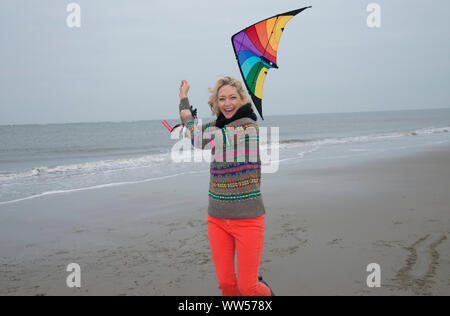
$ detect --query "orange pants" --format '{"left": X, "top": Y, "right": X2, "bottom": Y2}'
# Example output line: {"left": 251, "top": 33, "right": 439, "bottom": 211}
{"left": 207, "top": 214, "right": 271, "bottom": 296}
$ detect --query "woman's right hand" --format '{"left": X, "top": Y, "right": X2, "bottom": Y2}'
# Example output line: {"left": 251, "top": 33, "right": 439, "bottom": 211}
{"left": 179, "top": 80, "right": 190, "bottom": 99}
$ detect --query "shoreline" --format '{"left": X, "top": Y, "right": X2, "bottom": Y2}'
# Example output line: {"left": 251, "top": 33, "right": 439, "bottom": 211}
{"left": 1, "top": 145, "right": 449, "bottom": 295}
{"left": 1, "top": 122, "right": 449, "bottom": 206}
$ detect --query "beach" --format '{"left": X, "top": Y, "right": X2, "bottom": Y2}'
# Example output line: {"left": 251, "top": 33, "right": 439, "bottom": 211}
{"left": 1, "top": 145, "right": 449, "bottom": 296}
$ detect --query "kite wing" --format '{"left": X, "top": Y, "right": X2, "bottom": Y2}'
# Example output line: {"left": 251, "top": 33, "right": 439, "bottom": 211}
{"left": 231, "top": 7, "right": 311, "bottom": 120}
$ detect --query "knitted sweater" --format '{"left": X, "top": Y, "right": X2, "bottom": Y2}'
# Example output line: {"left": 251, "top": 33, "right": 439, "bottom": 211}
{"left": 179, "top": 97, "right": 265, "bottom": 219}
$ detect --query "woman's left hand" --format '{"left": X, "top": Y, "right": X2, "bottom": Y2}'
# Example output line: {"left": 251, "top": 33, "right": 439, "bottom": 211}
{"left": 179, "top": 80, "right": 190, "bottom": 99}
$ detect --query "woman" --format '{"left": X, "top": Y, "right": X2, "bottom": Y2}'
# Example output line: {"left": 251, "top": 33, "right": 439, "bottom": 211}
{"left": 178, "top": 76, "right": 274, "bottom": 296}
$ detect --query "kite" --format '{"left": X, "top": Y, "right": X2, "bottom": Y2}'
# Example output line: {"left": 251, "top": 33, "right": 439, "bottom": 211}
{"left": 231, "top": 7, "right": 312, "bottom": 120}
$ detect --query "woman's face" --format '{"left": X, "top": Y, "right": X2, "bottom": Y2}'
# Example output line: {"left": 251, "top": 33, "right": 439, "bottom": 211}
{"left": 217, "top": 85, "right": 243, "bottom": 119}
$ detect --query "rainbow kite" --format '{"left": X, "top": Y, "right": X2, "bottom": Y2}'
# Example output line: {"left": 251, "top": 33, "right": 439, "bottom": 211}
{"left": 231, "top": 7, "right": 311, "bottom": 120}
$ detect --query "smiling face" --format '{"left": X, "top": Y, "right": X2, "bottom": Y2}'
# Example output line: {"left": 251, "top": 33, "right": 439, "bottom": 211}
{"left": 217, "top": 85, "right": 244, "bottom": 119}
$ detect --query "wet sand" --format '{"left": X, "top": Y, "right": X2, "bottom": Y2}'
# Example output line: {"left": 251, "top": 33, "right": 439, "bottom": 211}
{"left": 1, "top": 146, "right": 449, "bottom": 296}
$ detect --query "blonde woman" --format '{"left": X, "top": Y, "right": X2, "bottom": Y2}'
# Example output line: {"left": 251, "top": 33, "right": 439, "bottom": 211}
{"left": 178, "top": 76, "right": 274, "bottom": 296}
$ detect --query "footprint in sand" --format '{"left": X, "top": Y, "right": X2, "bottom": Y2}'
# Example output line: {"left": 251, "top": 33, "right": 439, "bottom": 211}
{"left": 327, "top": 238, "right": 344, "bottom": 248}
{"left": 394, "top": 232, "right": 447, "bottom": 295}
{"left": 268, "top": 221, "right": 308, "bottom": 257}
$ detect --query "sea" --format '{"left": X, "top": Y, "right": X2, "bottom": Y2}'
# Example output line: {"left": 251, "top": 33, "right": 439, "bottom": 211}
{"left": 1, "top": 108, "right": 449, "bottom": 205}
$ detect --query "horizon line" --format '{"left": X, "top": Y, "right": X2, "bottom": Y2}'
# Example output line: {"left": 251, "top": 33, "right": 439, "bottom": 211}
{"left": 1, "top": 106, "right": 449, "bottom": 127}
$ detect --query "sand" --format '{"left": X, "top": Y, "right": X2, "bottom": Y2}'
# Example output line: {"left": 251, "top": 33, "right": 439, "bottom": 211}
{"left": 1, "top": 146, "right": 449, "bottom": 296}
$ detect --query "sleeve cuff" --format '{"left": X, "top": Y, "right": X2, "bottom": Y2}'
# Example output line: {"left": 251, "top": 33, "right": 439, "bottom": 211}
{"left": 179, "top": 97, "right": 191, "bottom": 112}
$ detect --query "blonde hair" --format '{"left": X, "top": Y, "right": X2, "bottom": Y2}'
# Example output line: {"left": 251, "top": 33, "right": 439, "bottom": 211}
{"left": 208, "top": 76, "right": 251, "bottom": 117}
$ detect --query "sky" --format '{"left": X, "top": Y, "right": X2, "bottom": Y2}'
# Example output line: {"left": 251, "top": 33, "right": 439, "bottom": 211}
{"left": 0, "top": 0, "right": 449, "bottom": 125}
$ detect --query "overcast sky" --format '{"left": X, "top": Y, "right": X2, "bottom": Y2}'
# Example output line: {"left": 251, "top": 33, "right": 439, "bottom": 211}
{"left": 1, "top": 0, "right": 449, "bottom": 125}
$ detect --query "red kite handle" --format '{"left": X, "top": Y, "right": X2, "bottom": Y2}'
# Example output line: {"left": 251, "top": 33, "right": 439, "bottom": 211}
{"left": 162, "top": 120, "right": 185, "bottom": 133}
{"left": 162, "top": 120, "right": 173, "bottom": 132}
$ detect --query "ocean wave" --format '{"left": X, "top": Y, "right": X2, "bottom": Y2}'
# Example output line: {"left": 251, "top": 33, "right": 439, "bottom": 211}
{"left": 0, "top": 170, "right": 205, "bottom": 206}
{"left": 270, "top": 126, "right": 450, "bottom": 150}
{"left": 1, "top": 146, "right": 167, "bottom": 156}
{"left": 1, "top": 126, "right": 448, "bottom": 184}
{"left": 0, "top": 152, "right": 170, "bottom": 182}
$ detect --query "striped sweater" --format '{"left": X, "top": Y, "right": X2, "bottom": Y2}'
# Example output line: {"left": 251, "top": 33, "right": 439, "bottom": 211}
{"left": 180, "top": 97, "right": 265, "bottom": 219}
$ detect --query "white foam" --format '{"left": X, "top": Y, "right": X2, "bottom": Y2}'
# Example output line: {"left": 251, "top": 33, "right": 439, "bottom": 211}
{"left": 0, "top": 170, "right": 206, "bottom": 206}
{"left": 275, "top": 126, "right": 450, "bottom": 150}
{"left": 0, "top": 152, "right": 170, "bottom": 182}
